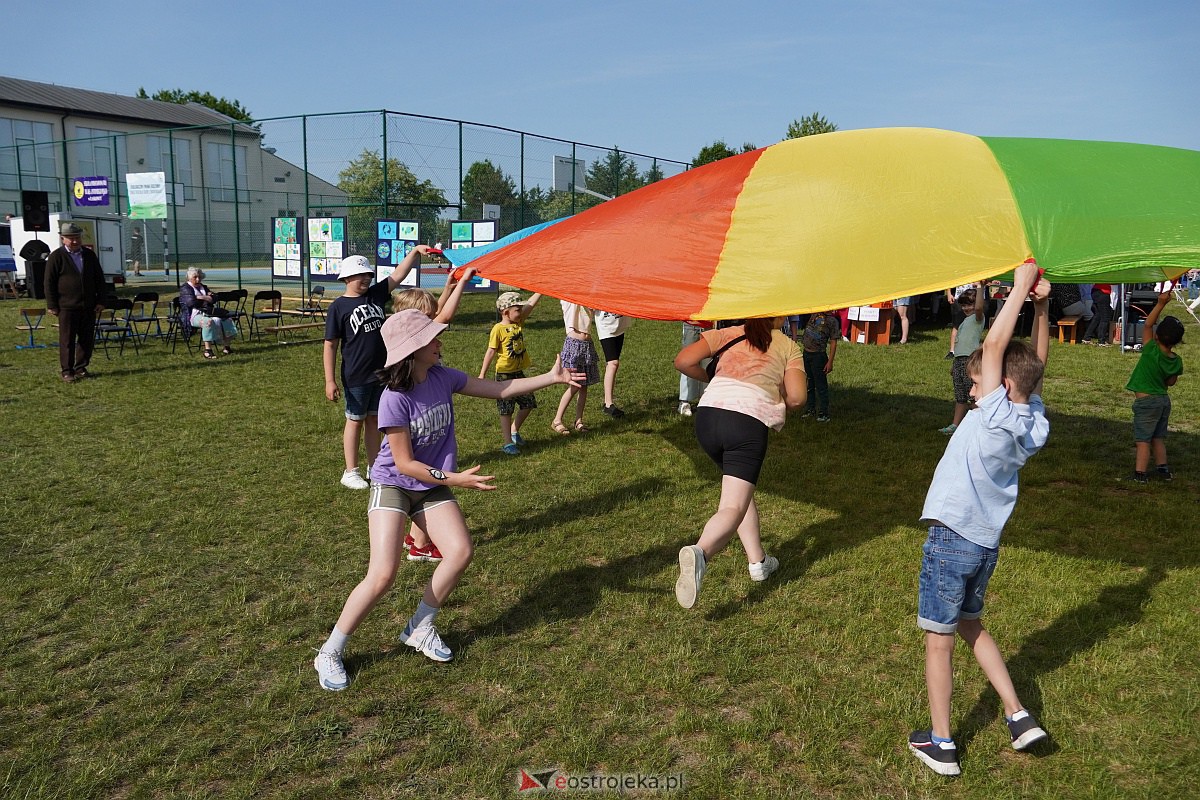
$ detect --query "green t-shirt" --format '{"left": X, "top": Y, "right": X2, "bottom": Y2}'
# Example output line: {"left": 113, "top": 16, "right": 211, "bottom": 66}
{"left": 1125, "top": 341, "right": 1183, "bottom": 394}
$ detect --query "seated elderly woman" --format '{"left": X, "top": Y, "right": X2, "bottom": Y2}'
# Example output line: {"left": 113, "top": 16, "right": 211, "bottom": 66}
{"left": 180, "top": 267, "right": 237, "bottom": 358}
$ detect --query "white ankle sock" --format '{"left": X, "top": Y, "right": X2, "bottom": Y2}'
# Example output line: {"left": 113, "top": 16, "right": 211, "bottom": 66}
{"left": 323, "top": 626, "right": 349, "bottom": 654}
{"left": 410, "top": 600, "right": 439, "bottom": 630}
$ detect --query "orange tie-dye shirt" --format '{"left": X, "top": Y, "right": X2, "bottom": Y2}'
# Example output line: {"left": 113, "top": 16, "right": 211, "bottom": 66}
{"left": 698, "top": 327, "right": 804, "bottom": 430}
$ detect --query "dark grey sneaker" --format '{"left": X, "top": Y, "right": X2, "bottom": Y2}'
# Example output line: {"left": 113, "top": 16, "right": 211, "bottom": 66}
{"left": 908, "top": 730, "right": 960, "bottom": 776}
{"left": 1156, "top": 465, "right": 1174, "bottom": 482}
{"left": 1006, "top": 710, "right": 1048, "bottom": 750}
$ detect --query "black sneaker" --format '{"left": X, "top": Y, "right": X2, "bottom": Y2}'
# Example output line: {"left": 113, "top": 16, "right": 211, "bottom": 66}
{"left": 601, "top": 404, "right": 625, "bottom": 418}
{"left": 1157, "top": 465, "right": 1174, "bottom": 482}
{"left": 1130, "top": 471, "right": 1150, "bottom": 484}
{"left": 908, "top": 730, "right": 960, "bottom": 776}
{"left": 944, "top": 351, "right": 954, "bottom": 360}
{"left": 1006, "top": 711, "right": 1048, "bottom": 750}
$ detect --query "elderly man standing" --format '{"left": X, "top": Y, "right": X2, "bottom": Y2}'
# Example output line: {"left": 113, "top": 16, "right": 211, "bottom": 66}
{"left": 45, "top": 221, "right": 107, "bottom": 382}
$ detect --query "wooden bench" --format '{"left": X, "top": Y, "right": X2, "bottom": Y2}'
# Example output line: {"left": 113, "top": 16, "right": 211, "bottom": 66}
{"left": 264, "top": 321, "right": 325, "bottom": 342}
{"left": 1055, "top": 314, "right": 1082, "bottom": 343}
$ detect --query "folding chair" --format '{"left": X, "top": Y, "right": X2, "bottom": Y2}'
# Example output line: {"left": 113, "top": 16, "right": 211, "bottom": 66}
{"left": 165, "top": 296, "right": 198, "bottom": 354}
{"left": 129, "top": 292, "right": 161, "bottom": 342}
{"left": 94, "top": 298, "right": 140, "bottom": 358}
{"left": 298, "top": 285, "right": 326, "bottom": 320}
{"left": 16, "top": 307, "right": 50, "bottom": 350}
{"left": 249, "top": 290, "right": 283, "bottom": 340}
{"left": 215, "top": 289, "right": 249, "bottom": 340}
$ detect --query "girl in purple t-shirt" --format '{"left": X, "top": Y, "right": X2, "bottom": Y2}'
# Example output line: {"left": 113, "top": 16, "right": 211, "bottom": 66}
{"left": 313, "top": 309, "right": 582, "bottom": 690}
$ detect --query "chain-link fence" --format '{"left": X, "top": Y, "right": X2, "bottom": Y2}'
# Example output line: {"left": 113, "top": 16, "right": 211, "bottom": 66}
{"left": 1, "top": 110, "right": 689, "bottom": 284}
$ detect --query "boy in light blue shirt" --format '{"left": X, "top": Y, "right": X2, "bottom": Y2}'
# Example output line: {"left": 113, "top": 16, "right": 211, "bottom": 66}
{"left": 909, "top": 261, "right": 1051, "bottom": 777}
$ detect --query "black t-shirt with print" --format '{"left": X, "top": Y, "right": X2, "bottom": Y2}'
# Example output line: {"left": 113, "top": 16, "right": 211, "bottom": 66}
{"left": 325, "top": 281, "right": 391, "bottom": 388}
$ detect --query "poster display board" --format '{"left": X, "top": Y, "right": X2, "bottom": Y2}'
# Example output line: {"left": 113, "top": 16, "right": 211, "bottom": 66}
{"left": 271, "top": 216, "right": 303, "bottom": 280}
{"left": 376, "top": 220, "right": 419, "bottom": 287}
{"left": 126, "top": 172, "right": 168, "bottom": 219}
{"left": 449, "top": 219, "right": 499, "bottom": 294}
{"left": 307, "top": 216, "right": 346, "bottom": 281}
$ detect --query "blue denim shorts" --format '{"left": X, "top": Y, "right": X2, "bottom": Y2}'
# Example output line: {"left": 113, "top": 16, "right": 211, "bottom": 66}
{"left": 917, "top": 525, "right": 999, "bottom": 633}
{"left": 1132, "top": 394, "right": 1171, "bottom": 442}
{"left": 344, "top": 382, "right": 384, "bottom": 421}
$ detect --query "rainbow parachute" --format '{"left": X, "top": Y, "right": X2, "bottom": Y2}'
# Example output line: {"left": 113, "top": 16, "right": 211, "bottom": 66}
{"left": 445, "top": 128, "right": 1200, "bottom": 320}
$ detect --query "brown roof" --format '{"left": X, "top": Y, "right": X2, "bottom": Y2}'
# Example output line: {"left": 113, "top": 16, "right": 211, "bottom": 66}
{"left": 0, "top": 75, "right": 258, "bottom": 133}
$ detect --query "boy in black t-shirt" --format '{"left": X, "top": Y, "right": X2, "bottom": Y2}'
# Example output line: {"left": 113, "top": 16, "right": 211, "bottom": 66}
{"left": 324, "top": 247, "right": 431, "bottom": 489}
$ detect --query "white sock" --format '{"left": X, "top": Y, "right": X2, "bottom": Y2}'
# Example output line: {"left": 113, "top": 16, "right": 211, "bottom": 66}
{"left": 409, "top": 600, "right": 439, "bottom": 630}
{"left": 322, "top": 626, "right": 349, "bottom": 654}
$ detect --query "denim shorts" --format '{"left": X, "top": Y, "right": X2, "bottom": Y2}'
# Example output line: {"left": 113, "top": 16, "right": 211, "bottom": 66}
{"left": 1132, "top": 394, "right": 1171, "bottom": 442}
{"left": 344, "top": 382, "right": 384, "bottom": 421}
{"left": 917, "top": 525, "right": 999, "bottom": 634}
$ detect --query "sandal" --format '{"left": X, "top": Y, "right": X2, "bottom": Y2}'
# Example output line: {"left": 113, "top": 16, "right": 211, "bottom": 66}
{"left": 203, "top": 348, "right": 216, "bottom": 359}
{"left": 551, "top": 421, "right": 571, "bottom": 436}
{"left": 574, "top": 420, "right": 589, "bottom": 433}
{"left": 222, "top": 346, "right": 233, "bottom": 355}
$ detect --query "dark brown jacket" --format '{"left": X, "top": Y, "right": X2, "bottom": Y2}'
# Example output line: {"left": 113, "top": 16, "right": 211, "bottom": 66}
{"left": 45, "top": 246, "right": 106, "bottom": 312}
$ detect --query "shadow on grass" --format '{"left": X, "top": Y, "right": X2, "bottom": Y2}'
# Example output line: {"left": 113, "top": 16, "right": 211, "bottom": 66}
{"left": 956, "top": 566, "right": 1165, "bottom": 754}
{"left": 481, "top": 476, "right": 668, "bottom": 544}
{"left": 461, "top": 538, "right": 684, "bottom": 647}
{"left": 651, "top": 385, "right": 1198, "bottom": 623}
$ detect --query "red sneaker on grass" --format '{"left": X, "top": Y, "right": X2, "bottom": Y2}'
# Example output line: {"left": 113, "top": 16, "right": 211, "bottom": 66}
{"left": 404, "top": 533, "right": 443, "bottom": 562}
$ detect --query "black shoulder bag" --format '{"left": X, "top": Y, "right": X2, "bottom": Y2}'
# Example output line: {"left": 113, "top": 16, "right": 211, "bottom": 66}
{"left": 705, "top": 334, "right": 747, "bottom": 381}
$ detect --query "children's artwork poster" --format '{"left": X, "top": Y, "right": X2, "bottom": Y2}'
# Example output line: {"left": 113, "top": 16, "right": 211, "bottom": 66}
{"left": 448, "top": 219, "right": 499, "bottom": 294}
{"left": 375, "top": 219, "right": 420, "bottom": 287}
{"left": 307, "top": 216, "right": 347, "bottom": 281}
{"left": 271, "top": 216, "right": 303, "bottom": 280}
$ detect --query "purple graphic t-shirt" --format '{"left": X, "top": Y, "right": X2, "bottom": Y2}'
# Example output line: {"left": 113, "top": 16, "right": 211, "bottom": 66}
{"left": 371, "top": 365, "right": 469, "bottom": 490}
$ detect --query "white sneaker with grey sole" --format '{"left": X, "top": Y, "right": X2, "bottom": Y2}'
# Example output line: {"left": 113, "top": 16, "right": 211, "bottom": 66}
{"left": 401, "top": 621, "right": 453, "bottom": 662}
{"left": 676, "top": 545, "right": 708, "bottom": 608}
{"left": 748, "top": 554, "right": 779, "bottom": 582}
{"left": 313, "top": 649, "right": 348, "bottom": 691}
{"left": 340, "top": 469, "right": 369, "bottom": 490}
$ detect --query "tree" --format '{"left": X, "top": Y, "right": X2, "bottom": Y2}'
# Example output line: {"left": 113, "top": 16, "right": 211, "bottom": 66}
{"left": 337, "top": 150, "right": 448, "bottom": 248}
{"left": 643, "top": 161, "right": 666, "bottom": 184}
{"left": 692, "top": 140, "right": 757, "bottom": 168}
{"left": 786, "top": 113, "right": 838, "bottom": 139}
{"left": 587, "top": 148, "right": 645, "bottom": 198}
{"left": 459, "top": 159, "right": 517, "bottom": 218}
{"left": 137, "top": 87, "right": 256, "bottom": 126}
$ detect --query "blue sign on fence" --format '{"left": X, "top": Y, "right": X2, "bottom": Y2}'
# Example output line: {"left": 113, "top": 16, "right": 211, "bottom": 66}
{"left": 72, "top": 176, "right": 109, "bottom": 207}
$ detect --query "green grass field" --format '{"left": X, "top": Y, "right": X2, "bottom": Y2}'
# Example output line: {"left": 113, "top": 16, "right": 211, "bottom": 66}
{"left": 1, "top": 294, "right": 1197, "bottom": 799}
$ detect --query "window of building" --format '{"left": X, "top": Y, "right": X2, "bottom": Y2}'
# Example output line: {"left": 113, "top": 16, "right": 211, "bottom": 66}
{"left": 146, "top": 136, "right": 196, "bottom": 200}
{"left": 0, "top": 117, "right": 58, "bottom": 193}
{"left": 204, "top": 141, "right": 248, "bottom": 203}
{"left": 74, "top": 127, "right": 128, "bottom": 203}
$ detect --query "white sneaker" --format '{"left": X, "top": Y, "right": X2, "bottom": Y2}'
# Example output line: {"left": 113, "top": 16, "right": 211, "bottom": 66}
{"left": 676, "top": 545, "right": 708, "bottom": 608}
{"left": 313, "top": 649, "right": 348, "bottom": 691}
{"left": 678, "top": 402, "right": 693, "bottom": 416}
{"left": 748, "top": 554, "right": 779, "bottom": 582}
{"left": 401, "top": 621, "right": 453, "bottom": 662}
{"left": 340, "top": 468, "right": 369, "bottom": 490}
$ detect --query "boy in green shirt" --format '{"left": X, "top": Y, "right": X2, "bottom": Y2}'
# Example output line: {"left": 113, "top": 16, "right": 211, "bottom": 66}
{"left": 1124, "top": 289, "right": 1184, "bottom": 483}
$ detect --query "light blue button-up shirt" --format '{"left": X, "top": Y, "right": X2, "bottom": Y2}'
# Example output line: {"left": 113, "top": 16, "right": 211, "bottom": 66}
{"left": 921, "top": 385, "right": 1049, "bottom": 549}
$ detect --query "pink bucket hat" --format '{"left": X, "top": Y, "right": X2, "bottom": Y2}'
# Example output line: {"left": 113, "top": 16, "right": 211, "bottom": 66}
{"left": 382, "top": 308, "right": 447, "bottom": 367}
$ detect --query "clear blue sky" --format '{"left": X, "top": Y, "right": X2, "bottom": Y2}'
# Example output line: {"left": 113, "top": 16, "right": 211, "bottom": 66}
{"left": 4, "top": 0, "right": 1196, "bottom": 161}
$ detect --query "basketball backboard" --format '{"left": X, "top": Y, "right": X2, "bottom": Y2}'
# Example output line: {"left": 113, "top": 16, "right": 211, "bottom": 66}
{"left": 552, "top": 155, "right": 587, "bottom": 192}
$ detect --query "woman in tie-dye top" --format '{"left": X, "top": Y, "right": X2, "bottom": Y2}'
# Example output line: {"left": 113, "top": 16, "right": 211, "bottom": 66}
{"left": 670, "top": 317, "right": 806, "bottom": 609}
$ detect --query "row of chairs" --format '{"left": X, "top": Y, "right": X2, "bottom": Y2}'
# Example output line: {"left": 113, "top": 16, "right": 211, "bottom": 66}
{"left": 89, "top": 290, "right": 289, "bottom": 356}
